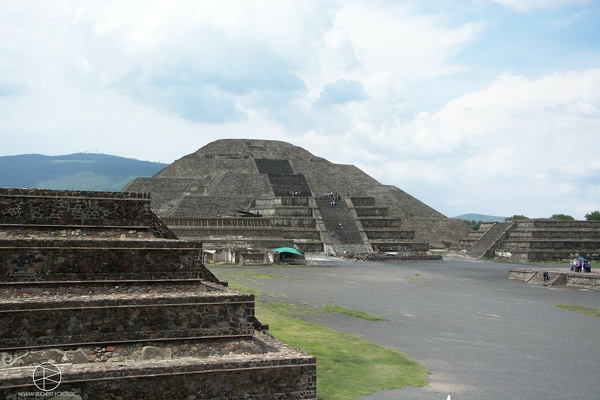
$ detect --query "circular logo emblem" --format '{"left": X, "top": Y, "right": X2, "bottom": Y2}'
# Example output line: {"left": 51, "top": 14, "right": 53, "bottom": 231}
{"left": 32, "top": 362, "right": 62, "bottom": 392}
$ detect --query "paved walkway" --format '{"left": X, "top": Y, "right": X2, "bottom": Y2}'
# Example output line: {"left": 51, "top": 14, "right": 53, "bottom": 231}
{"left": 214, "top": 256, "right": 600, "bottom": 400}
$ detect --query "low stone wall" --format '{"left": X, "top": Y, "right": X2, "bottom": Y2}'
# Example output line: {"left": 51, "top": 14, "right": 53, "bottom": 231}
{"left": 507, "top": 270, "right": 534, "bottom": 281}
{"left": 0, "top": 334, "right": 317, "bottom": 400}
{"left": 508, "top": 268, "right": 600, "bottom": 290}
{"left": 370, "top": 241, "right": 429, "bottom": 252}
{"left": 201, "top": 238, "right": 297, "bottom": 250}
{"left": 498, "top": 249, "right": 600, "bottom": 261}
{"left": 343, "top": 252, "right": 442, "bottom": 262}
{"left": 566, "top": 273, "right": 600, "bottom": 290}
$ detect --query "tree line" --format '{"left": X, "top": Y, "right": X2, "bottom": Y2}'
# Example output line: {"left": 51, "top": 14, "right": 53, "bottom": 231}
{"left": 463, "top": 211, "right": 600, "bottom": 230}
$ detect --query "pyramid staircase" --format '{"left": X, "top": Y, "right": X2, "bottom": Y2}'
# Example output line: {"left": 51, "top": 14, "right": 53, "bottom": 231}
{"left": 465, "top": 222, "right": 514, "bottom": 259}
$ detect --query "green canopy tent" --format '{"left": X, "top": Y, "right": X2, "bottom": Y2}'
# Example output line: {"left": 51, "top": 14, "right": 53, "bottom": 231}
{"left": 273, "top": 247, "right": 304, "bottom": 263}
{"left": 273, "top": 247, "right": 304, "bottom": 257}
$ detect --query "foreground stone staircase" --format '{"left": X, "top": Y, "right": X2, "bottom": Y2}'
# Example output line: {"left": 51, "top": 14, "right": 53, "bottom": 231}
{"left": 0, "top": 188, "right": 316, "bottom": 399}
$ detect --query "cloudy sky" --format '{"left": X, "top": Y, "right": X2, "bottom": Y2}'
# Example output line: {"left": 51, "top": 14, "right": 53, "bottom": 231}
{"left": 1, "top": 0, "right": 599, "bottom": 219}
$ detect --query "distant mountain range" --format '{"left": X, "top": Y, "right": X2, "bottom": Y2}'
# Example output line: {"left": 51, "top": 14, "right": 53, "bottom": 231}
{"left": 0, "top": 153, "right": 167, "bottom": 192}
{"left": 452, "top": 213, "right": 507, "bottom": 222}
{"left": 0, "top": 153, "right": 508, "bottom": 221}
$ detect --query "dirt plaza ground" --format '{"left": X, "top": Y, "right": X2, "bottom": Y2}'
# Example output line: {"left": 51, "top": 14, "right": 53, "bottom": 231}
{"left": 212, "top": 256, "right": 600, "bottom": 400}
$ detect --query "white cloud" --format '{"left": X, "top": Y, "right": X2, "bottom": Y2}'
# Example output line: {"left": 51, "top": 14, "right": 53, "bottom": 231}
{"left": 333, "top": 2, "right": 483, "bottom": 79}
{"left": 490, "top": 0, "right": 591, "bottom": 12}
{"left": 1, "top": 1, "right": 598, "bottom": 219}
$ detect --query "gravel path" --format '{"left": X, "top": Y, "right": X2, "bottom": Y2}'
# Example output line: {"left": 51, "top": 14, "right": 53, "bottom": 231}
{"left": 213, "top": 256, "right": 600, "bottom": 400}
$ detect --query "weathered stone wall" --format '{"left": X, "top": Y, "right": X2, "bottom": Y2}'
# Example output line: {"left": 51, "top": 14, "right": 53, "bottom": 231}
{"left": 273, "top": 207, "right": 313, "bottom": 217}
{"left": 0, "top": 239, "right": 216, "bottom": 282}
{"left": 360, "top": 218, "right": 402, "bottom": 228}
{"left": 0, "top": 188, "right": 148, "bottom": 226}
{"left": 364, "top": 230, "right": 415, "bottom": 240}
{"left": 271, "top": 217, "right": 316, "bottom": 228}
{"left": 169, "top": 227, "right": 321, "bottom": 240}
{"left": 0, "top": 188, "right": 317, "bottom": 398}
{"left": 370, "top": 242, "right": 429, "bottom": 252}
{"left": 209, "top": 172, "right": 273, "bottom": 198}
{"left": 518, "top": 220, "right": 600, "bottom": 230}
{"left": 1, "top": 350, "right": 317, "bottom": 400}
{"left": 1, "top": 288, "right": 254, "bottom": 349}
{"left": 355, "top": 207, "right": 389, "bottom": 217}
{"left": 172, "top": 196, "right": 257, "bottom": 217}
{"left": 350, "top": 197, "right": 376, "bottom": 207}
{"left": 0, "top": 188, "right": 176, "bottom": 239}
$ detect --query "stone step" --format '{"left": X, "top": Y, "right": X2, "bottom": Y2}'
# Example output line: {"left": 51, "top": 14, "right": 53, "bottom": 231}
{"left": 0, "top": 332, "right": 317, "bottom": 399}
{"left": 0, "top": 281, "right": 254, "bottom": 351}
{"left": 363, "top": 230, "right": 415, "bottom": 240}
{"left": 0, "top": 239, "right": 217, "bottom": 283}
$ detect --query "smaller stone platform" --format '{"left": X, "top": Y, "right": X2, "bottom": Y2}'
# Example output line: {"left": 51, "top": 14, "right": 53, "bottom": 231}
{"left": 508, "top": 268, "right": 600, "bottom": 290}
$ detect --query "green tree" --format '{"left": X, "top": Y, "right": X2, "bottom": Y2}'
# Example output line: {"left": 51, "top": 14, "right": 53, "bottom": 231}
{"left": 551, "top": 214, "right": 574, "bottom": 220}
{"left": 585, "top": 211, "right": 600, "bottom": 221}
{"left": 505, "top": 215, "right": 529, "bottom": 221}
{"left": 462, "top": 220, "right": 481, "bottom": 230}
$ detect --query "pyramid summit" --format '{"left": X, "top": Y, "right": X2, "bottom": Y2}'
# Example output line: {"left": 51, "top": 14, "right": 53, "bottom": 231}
{"left": 125, "top": 139, "right": 469, "bottom": 255}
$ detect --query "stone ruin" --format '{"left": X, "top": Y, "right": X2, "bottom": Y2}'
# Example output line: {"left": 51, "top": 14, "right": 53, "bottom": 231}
{"left": 458, "top": 219, "right": 600, "bottom": 261}
{"left": 0, "top": 188, "right": 316, "bottom": 399}
{"left": 125, "top": 139, "right": 471, "bottom": 260}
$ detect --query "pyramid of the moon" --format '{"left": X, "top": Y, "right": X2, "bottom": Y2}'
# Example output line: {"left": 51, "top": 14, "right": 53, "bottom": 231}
{"left": 125, "top": 139, "right": 470, "bottom": 254}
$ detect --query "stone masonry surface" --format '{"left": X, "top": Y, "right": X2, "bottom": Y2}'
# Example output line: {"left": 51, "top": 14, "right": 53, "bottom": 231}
{"left": 0, "top": 188, "right": 317, "bottom": 399}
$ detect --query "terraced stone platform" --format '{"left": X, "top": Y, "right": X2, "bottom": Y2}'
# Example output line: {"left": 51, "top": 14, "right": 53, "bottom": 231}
{"left": 460, "top": 219, "right": 600, "bottom": 261}
{"left": 0, "top": 188, "right": 316, "bottom": 399}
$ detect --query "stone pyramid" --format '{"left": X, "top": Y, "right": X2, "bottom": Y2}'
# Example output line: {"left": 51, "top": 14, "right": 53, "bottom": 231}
{"left": 126, "top": 139, "right": 470, "bottom": 255}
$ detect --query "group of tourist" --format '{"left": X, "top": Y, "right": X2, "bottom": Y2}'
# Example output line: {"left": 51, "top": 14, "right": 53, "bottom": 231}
{"left": 570, "top": 258, "right": 592, "bottom": 273}
{"left": 326, "top": 192, "right": 342, "bottom": 210}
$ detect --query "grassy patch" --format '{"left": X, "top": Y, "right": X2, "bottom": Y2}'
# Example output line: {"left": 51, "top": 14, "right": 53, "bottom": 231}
{"left": 264, "top": 301, "right": 317, "bottom": 315}
{"left": 210, "top": 270, "right": 428, "bottom": 399}
{"left": 409, "top": 273, "right": 420, "bottom": 283}
{"left": 323, "top": 304, "right": 388, "bottom": 321}
{"left": 556, "top": 304, "right": 600, "bottom": 317}
{"left": 258, "top": 307, "right": 428, "bottom": 399}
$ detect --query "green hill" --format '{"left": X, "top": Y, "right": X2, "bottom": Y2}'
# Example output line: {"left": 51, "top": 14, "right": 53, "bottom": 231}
{"left": 452, "top": 213, "right": 506, "bottom": 222}
{"left": 0, "top": 153, "right": 167, "bottom": 192}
